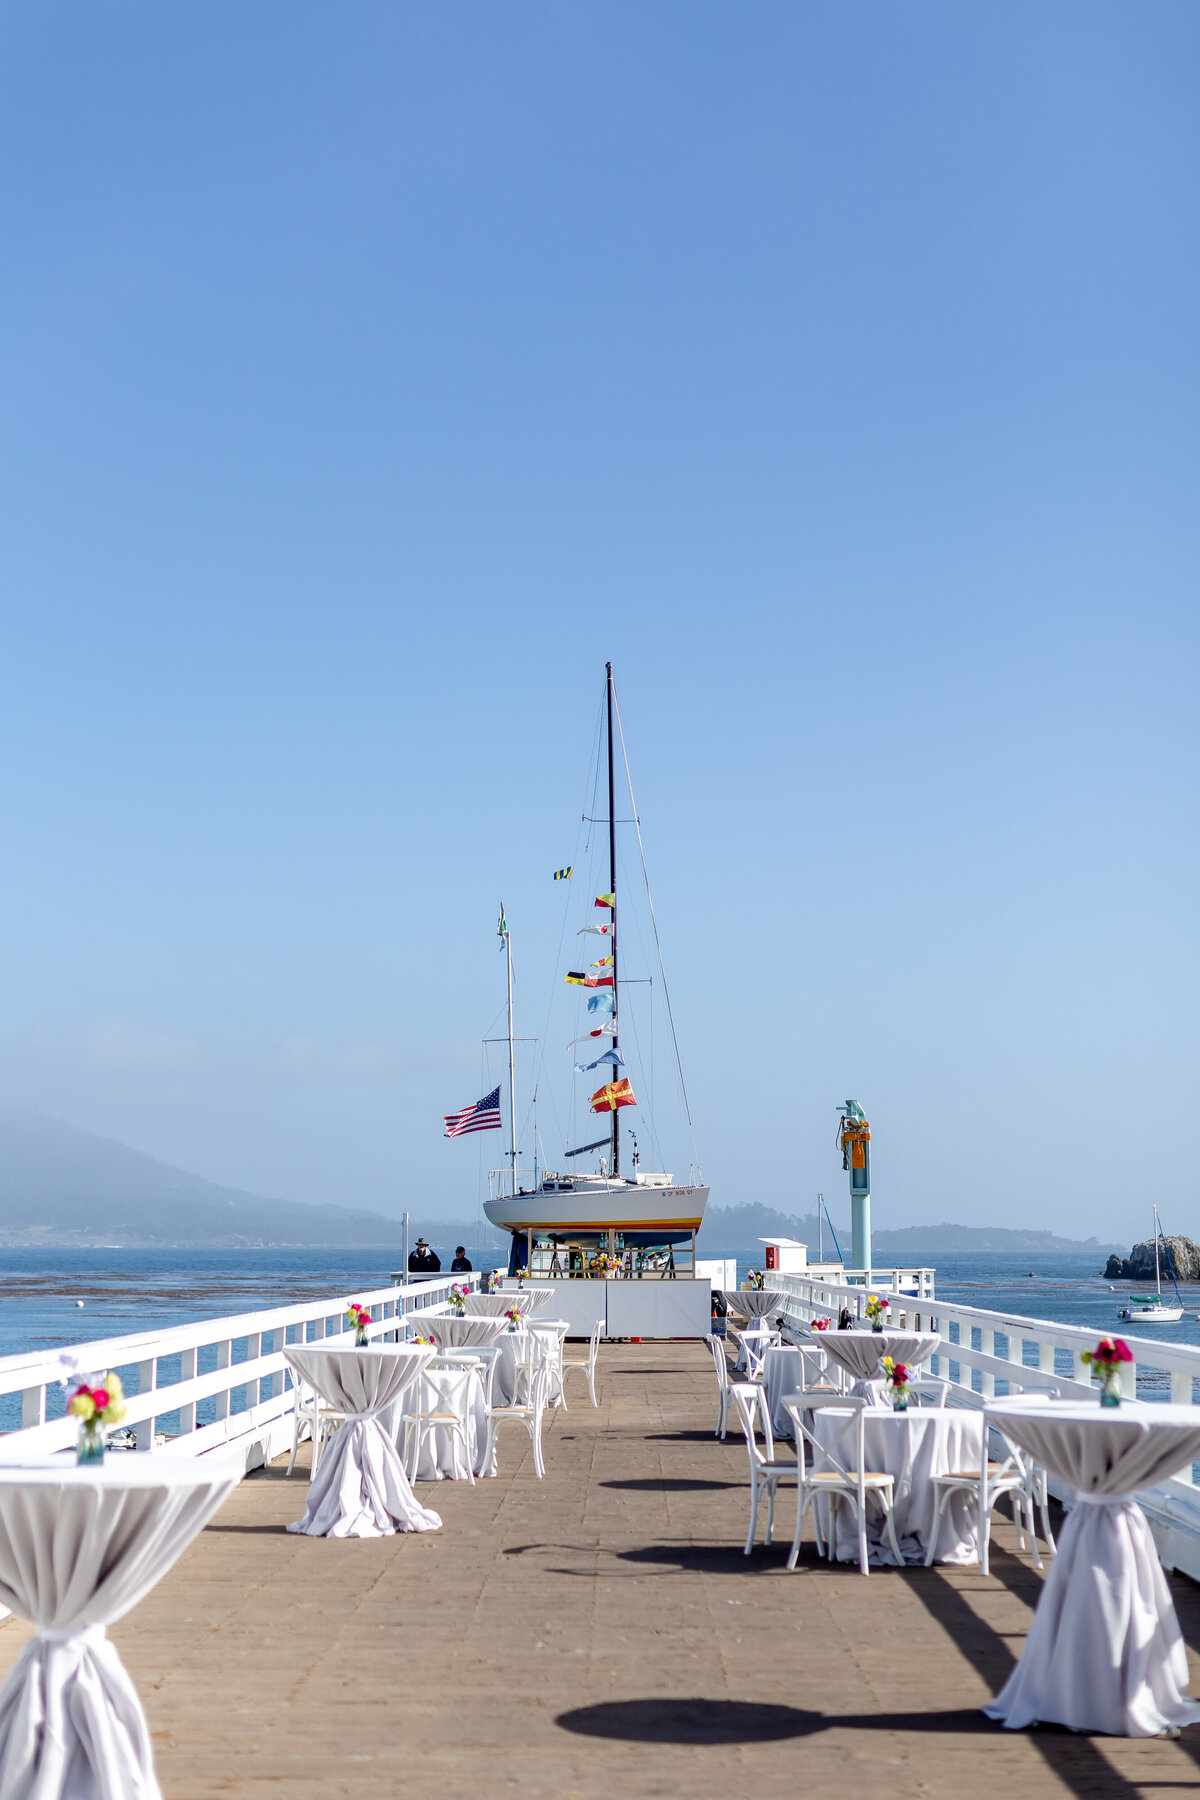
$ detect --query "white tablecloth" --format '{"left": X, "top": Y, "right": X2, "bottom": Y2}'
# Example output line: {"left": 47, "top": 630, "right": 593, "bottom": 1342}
{"left": 722, "top": 1289, "right": 789, "bottom": 1323}
{"left": 762, "top": 1346, "right": 827, "bottom": 1434}
{"left": 380, "top": 1363, "right": 492, "bottom": 1481}
{"left": 820, "top": 1331, "right": 941, "bottom": 1384}
{"left": 416, "top": 1315, "right": 510, "bottom": 1351}
{"left": 0, "top": 1456, "right": 242, "bottom": 1800}
{"left": 284, "top": 1346, "right": 442, "bottom": 1538}
{"left": 465, "top": 1289, "right": 554, "bottom": 1319}
{"left": 981, "top": 1402, "right": 1200, "bottom": 1736}
{"left": 490, "top": 1329, "right": 531, "bottom": 1404}
{"left": 809, "top": 1407, "right": 984, "bottom": 1566}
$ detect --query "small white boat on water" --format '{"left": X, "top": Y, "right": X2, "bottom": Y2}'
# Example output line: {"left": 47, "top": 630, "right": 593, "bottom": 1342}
{"left": 1118, "top": 1207, "right": 1183, "bottom": 1324}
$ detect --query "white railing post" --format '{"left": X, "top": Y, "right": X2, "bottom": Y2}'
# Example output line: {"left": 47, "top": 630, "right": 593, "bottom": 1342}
{"left": 178, "top": 1348, "right": 196, "bottom": 1434}
{"left": 980, "top": 1328, "right": 995, "bottom": 1398}
{"left": 135, "top": 1358, "right": 156, "bottom": 1451}
{"left": 213, "top": 1341, "right": 231, "bottom": 1422}
{"left": 20, "top": 1387, "right": 45, "bottom": 1430}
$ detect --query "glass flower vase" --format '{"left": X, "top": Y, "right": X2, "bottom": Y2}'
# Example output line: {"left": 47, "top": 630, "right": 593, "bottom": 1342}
{"left": 1099, "top": 1366, "right": 1122, "bottom": 1407}
{"left": 355, "top": 1327, "right": 368, "bottom": 1348}
{"left": 871, "top": 1320, "right": 884, "bottom": 1334}
{"left": 77, "top": 1420, "right": 105, "bottom": 1465}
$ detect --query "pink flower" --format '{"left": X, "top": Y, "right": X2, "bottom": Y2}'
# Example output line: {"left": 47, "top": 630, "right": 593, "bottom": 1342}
{"left": 91, "top": 1388, "right": 110, "bottom": 1411}
{"left": 1113, "top": 1338, "right": 1133, "bottom": 1363}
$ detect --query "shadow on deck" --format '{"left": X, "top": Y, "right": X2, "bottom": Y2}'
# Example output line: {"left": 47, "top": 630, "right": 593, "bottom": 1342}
{"left": 1, "top": 1339, "right": 1198, "bottom": 1799}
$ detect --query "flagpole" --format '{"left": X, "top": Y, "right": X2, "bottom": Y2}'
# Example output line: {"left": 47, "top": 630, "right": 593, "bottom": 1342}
{"left": 606, "top": 662, "right": 619, "bottom": 1178}
{"left": 504, "top": 908, "right": 518, "bottom": 1197}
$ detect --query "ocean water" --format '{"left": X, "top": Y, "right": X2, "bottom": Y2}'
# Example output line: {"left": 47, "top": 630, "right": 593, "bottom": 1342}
{"left": 2, "top": 1243, "right": 1196, "bottom": 1434}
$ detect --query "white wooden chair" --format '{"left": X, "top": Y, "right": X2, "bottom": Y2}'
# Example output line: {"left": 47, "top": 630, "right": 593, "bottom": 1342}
{"left": 401, "top": 1364, "right": 477, "bottom": 1486}
{"left": 924, "top": 1431, "right": 1049, "bottom": 1574}
{"left": 285, "top": 1374, "right": 344, "bottom": 1478}
{"left": 484, "top": 1335, "right": 552, "bottom": 1478}
{"left": 738, "top": 1327, "right": 778, "bottom": 1380}
{"left": 528, "top": 1319, "right": 570, "bottom": 1407}
{"left": 730, "top": 1382, "right": 798, "bottom": 1554}
{"left": 911, "top": 1376, "right": 950, "bottom": 1407}
{"left": 782, "top": 1394, "right": 902, "bottom": 1577}
{"left": 706, "top": 1334, "right": 733, "bottom": 1438}
{"left": 561, "top": 1319, "right": 603, "bottom": 1408}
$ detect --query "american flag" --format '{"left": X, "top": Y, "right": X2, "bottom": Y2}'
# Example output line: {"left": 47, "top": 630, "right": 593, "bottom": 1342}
{"left": 443, "top": 1085, "right": 502, "bottom": 1138}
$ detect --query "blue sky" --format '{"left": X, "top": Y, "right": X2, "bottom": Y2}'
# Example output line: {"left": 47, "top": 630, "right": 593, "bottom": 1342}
{"left": 0, "top": 3, "right": 1195, "bottom": 1243}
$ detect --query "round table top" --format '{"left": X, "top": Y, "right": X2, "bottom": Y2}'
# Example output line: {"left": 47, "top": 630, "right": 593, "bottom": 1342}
{"left": 985, "top": 1399, "right": 1200, "bottom": 1496}
{"left": 820, "top": 1331, "right": 941, "bottom": 1380}
{"left": 0, "top": 1457, "right": 242, "bottom": 1491}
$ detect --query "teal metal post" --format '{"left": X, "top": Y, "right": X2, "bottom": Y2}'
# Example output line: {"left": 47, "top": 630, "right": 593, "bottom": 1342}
{"left": 840, "top": 1099, "right": 872, "bottom": 1276}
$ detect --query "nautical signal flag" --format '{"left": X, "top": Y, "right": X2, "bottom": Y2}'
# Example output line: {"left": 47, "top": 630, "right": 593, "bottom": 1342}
{"left": 565, "top": 972, "right": 614, "bottom": 988}
{"left": 587, "top": 992, "right": 615, "bottom": 1013}
{"left": 553, "top": 866, "right": 573, "bottom": 881}
{"left": 567, "top": 1022, "right": 618, "bottom": 1049}
{"left": 594, "top": 893, "right": 615, "bottom": 908}
{"left": 444, "top": 1086, "right": 502, "bottom": 1137}
{"left": 589, "top": 955, "right": 614, "bottom": 968}
{"left": 590, "top": 1077, "right": 636, "bottom": 1113}
{"left": 577, "top": 924, "right": 610, "bottom": 936}
{"left": 573, "top": 1047, "right": 626, "bottom": 1073}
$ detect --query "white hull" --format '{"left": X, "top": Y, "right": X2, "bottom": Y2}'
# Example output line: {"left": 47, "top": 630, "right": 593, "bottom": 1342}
{"left": 484, "top": 1182, "right": 708, "bottom": 1235}
{"left": 1119, "top": 1305, "right": 1182, "bottom": 1324}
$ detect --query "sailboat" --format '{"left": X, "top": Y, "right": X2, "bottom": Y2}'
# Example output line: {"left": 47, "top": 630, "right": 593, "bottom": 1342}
{"left": 483, "top": 663, "right": 709, "bottom": 1270}
{"left": 1117, "top": 1206, "right": 1183, "bottom": 1324}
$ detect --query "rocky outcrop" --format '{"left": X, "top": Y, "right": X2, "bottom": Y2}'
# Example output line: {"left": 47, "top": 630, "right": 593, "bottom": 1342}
{"left": 1104, "top": 1235, "right": 1200, "bottom": 1283}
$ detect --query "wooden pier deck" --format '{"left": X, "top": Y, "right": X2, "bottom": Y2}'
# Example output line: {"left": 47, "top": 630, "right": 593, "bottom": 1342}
{"left": 3, "top": 1340, "right": 1200, "bottom": 1798}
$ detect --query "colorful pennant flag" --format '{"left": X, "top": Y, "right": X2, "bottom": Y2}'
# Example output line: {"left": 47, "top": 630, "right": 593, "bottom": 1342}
{"left": 566, "top": 1022, "right": 618, "bottom": 1050}
{"left": 577, "top": 924, "right": 611, "bottom": 936}
{"left": 590, "top": 1077, "right": 636, "bottom": 1113}
{"left": 497, "top": 903, "right": 507, "bottom": 940}
{"left": 589, "top": 955, "right": 614, "bottom": 968}
{"left": 566, "top": 971, "right": 613, "bottom": 989}
{"left": 587, "top": 992, "right": 615, "bottom": 1014}
{"left": 573, "top": 1047, "right": 626, "bottom": 1074}
{"left": 553, "top": 866, "right": 573, "bottom": 881}
{"left": 594, "top": 893, "right": 615, "bottom": 908}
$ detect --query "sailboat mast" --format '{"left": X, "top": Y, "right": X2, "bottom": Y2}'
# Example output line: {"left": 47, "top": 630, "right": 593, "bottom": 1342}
{"left": 1155, "top": 1204, "right": 1162, "bottom": 1299}
{"left": 505, "top": 909, "right": 517, "bottom": 1197}
{"left": 606, "top": 662, "right": 619, "bottom": 1178}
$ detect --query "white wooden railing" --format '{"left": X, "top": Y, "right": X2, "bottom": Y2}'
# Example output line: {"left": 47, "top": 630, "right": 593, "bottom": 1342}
{"left": 771, "top": 1271, "right": 1200, "bottom": 1580}
{"left": 0, "top": 1273, "right": 477, "bottom": 1470}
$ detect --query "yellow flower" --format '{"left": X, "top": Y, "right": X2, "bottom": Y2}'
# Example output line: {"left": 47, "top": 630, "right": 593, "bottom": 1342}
{"left": 69, "top": 1393, "right": 96, "bottom": 1421}
{"left": 101, "top": 1397, "right": 127, "bottom": 1424}
{"left": 104, "top": 1372, "right": 124, "bottom": 1398}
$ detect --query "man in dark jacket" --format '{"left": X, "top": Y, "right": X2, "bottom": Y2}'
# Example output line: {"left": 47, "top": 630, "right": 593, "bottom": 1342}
{"left": 450, "top": 1246, "right": 472, "bottom": 1272}
{"left": 408, "top": 1238, "right": 441, "bottom": 1273}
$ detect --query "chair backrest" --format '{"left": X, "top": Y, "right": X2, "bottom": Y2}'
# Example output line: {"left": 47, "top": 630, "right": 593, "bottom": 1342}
{"left": 422, "top": 1364, "right": 474, "bottom": 1419}
{"left": 472, "top": 1345, "right": 503, "bottom": 1408}
{"left": 783, "top": 1394, "right": 866, "bottom": 1491}
{"left": 707, "top": 1335, "right": 731, "bottom": 1392}
{"left": 730, "top": 1381, "right": 778, "bottom": 1467}
{"left": 911, "top": 1377, "right": 949, "bottom": 1407}
{"left": 585, "top": 1317, "right": 603, "bottom": 1365}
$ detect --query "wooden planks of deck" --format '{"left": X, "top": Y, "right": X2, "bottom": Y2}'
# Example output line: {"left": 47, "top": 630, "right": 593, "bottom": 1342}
{"left": 2, "top": 1339, "right": 1199, "bottom": 1798}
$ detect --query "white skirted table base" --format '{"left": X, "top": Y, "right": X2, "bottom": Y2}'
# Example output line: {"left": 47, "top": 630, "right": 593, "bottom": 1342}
{"left": 982, "top": 1402, "right": 1200, "bottom": 1737}
{"left": 0, "top": 1456, "right": 242, "bottom": 1800}
{"left": 284, "top": 1346, "right": 442, "bottom": 1538}
{"left": 810, "top": 1408, "right": 983, "bottom": 1566}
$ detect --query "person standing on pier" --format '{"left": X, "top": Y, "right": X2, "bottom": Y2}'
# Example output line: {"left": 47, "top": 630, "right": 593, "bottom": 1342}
{"left": 408, "top": 1238, "right": 441, "bottom": 1273}
{"left": 450, "top": 1246, "right": 472, "bottom": 1272}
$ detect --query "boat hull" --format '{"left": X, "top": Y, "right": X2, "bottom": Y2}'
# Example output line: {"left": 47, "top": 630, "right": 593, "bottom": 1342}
{"left": 484, "top": 1184, "right": 709, "bottom": 1235}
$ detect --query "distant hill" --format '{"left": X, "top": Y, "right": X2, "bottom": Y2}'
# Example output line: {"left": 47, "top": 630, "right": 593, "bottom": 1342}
{"left": 0, "top": 1106, "right": 501, "bottom": 1249}
{"left": 698, "top": 1202, "right": 1121, "bottom": 1258}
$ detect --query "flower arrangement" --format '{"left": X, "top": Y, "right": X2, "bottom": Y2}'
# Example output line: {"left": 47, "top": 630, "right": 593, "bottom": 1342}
{"left": 865, "top": 1293, "right": 890, "bottom": 1332}
{"left": 504, "top": 1305, "right": 523, "bottom": 1332}
{"left": 68, "top": 1372, "right": 127, "bottom": 1464}
{"left": 809, "top": 1316, "right": 831, "bottom": 1332}
{"left": 346, "top": 1303, "right": 373, "bottom": 1347}
{"left": 881, "top": 1356, "right": 912, "bottom": 1411}
{"left": 747, "top": 1269, "right": 764, "bottom": 1291}
{"left": 448, "top": 1284, "right": 470, "bottom": 1314}
{"left": 591, "top": 1253, "right": 622, "bottom": 1278}
{"left": 1082, "top": 1336, "right": 1132, "bottom": 1407}
{"left": 412, "top": 1332, "right": 433, "bottom": 1346}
